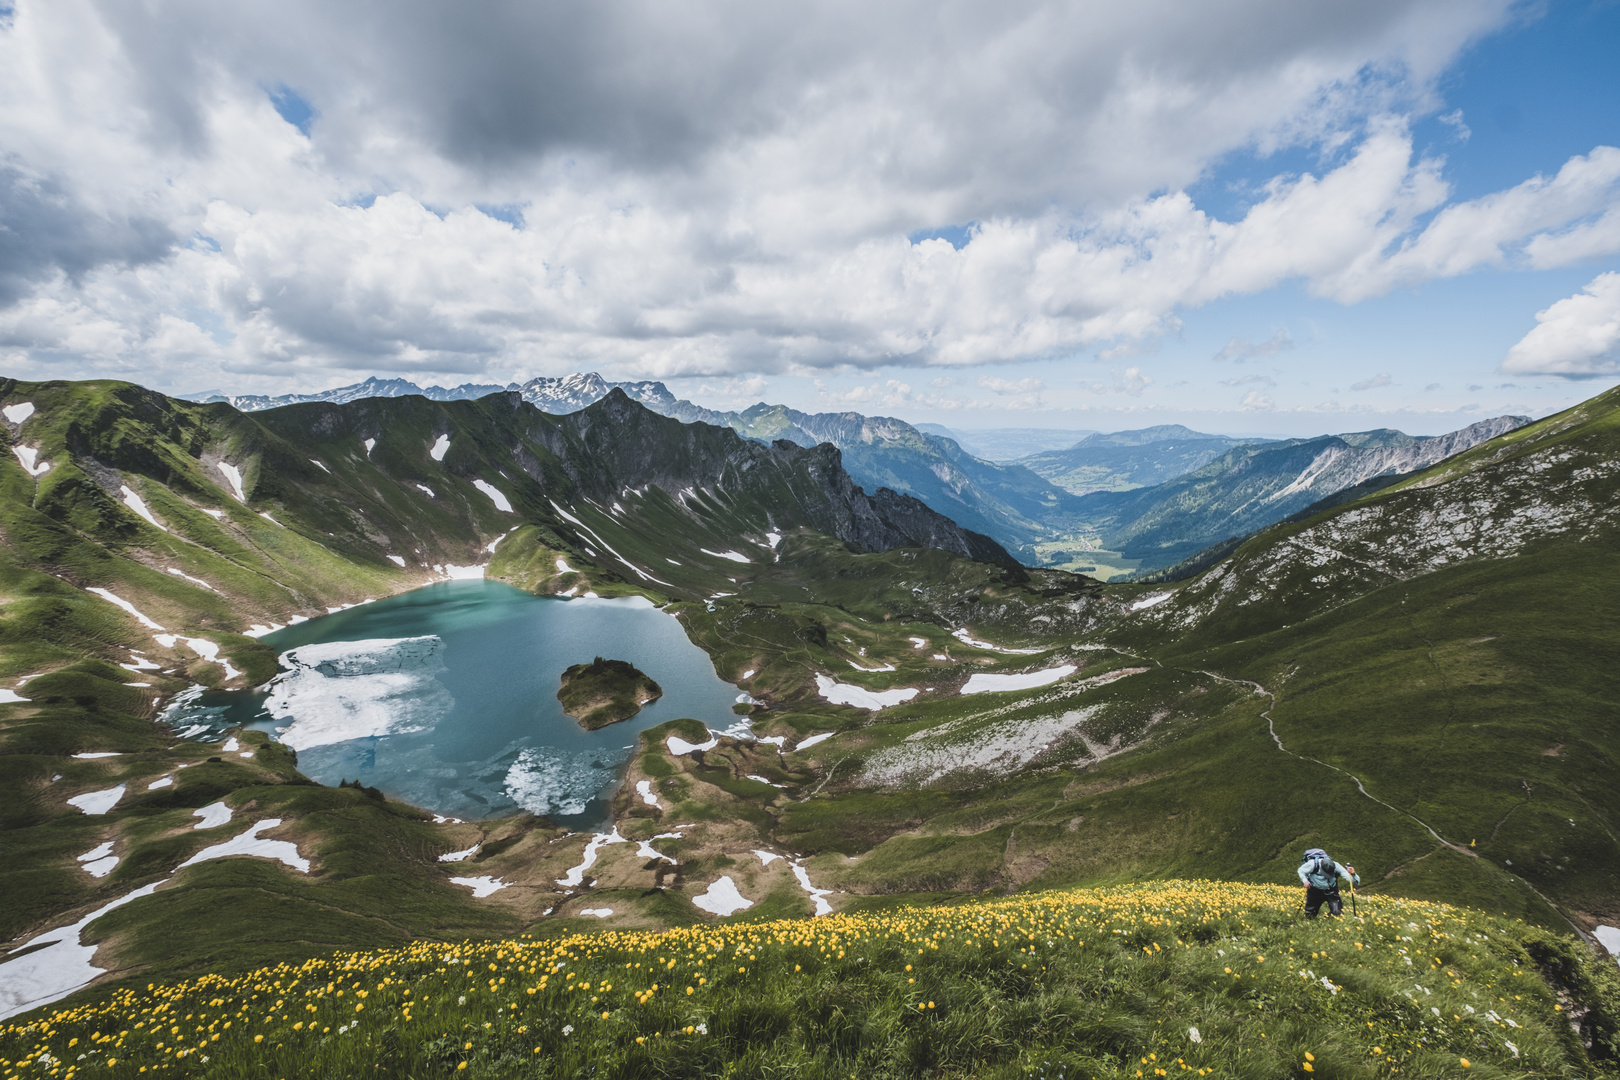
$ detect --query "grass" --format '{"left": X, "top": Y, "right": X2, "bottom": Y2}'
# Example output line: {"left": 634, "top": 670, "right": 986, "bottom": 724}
{"left": 555, "top": 658, "right": 662, "bottom": 731}
{"left": 3, "top": 881, "right": 1615, "bottom": 1079}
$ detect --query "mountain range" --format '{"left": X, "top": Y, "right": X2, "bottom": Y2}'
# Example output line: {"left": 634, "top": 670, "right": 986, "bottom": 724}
{"left": 186, "top": 376, "right": 1527, "bottom": 574}
{"left": 1, "top": 373, "right": 1617, "bottom": 1032}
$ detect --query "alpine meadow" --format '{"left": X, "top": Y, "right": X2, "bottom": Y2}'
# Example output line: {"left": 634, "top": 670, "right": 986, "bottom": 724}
{"left": 5, "top": 1, "right": 1620, "bottom": 1077}
{"left": 0, "top": 374, "right": 1617, "bottom": 1077}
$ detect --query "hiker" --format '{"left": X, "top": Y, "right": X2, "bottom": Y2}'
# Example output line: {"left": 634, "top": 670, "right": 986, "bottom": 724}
{"left": 1297, "top": 847, "right": 1360, "bottom": 917}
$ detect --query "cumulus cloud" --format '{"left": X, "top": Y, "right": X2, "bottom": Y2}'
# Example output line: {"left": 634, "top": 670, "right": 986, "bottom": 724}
{"left": 1501, "top": 272, "right": 1620, "bottom": 377}
{"left": 3, "top": 0, "right": 1616, "bottom": 392}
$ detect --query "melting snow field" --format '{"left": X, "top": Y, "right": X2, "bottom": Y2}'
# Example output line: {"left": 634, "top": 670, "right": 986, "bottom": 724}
{"left": 701, "top": 548, "right": 751, "bottom": 564}
{"left": 961, "top": 665, "right": 1077, "bottom": 695}
{"left": 692, "top": 875, "right": 752, "bottom": 916}
{"left": 67, "top": 785, "right": 126, "bottom": 816}
{"left": 77, "top": 842, "right": 118, "bottom": 878}
{"left": 667, "top": 731, "right": 720, "bottom": 755}
{"left": 814, "top": 674, "right": 918, "bottom": 711}
{"left": 120, "top": 486, "right": 164, "bottom": 530}
{"left": 0, "top": 689, "right": 29, "bottom": 704}
{"left": 12, "top": 445, "right": 50, "bottom": 477}
{"left": 215, "top": 461, "right": 247, "bottom": 501}
{"left": 192, "top": 801, "right": 233, "bottom": 829}
{"left": 1596, "top": 925, "right": 1620, "bottom": 964}
{"left": 795, "top": 732, "right": 835, "bottom": 751}
{"left": 450, "top": 876, "right": 509, "bottom": 898}
{"left": 636, "top": 780, "right": 661, "bottom": 807}
{"left": 579, "top": 907, "right": 614, "bottom": 918}
{"left": 1130, "top": 592, "right": 1174, "bottom": 611}
{"left": 430, "top": 434, "right": 451, "bottom": 461}
{"left": 179, "top": 819, "right": 310, "bottom": 873}
{"left": 438, "top": 845, "right": 480, "bottom": 863}
{"left": 557, "top": 829, "right": 627, "bottom": 888}
{"left": 263, "top": 637, "right": 453, "bottom": 751}
{"left": 951, "top": 628, "right": 1044, "bottom": 654}
{"left": 792, "top": 862, "right": 835, "bottom": 916}
{"left": 472, "top": 479, "right": 514, "bottom": 512}
{"left": 87, "top": 588, "right": 164, "bottom": 631}
{"left": 3, "top": 401, "right": 35, "bottom": 423}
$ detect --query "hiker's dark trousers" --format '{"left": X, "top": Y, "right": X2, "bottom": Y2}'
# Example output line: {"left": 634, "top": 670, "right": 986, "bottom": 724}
{"left": 1304, "top": 886, "right": 1342, "bottom": 917}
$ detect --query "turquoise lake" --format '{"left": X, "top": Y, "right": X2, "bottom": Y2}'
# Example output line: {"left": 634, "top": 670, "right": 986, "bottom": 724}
{"left": 161, "top": 580, "right": 745, "bottom": 826}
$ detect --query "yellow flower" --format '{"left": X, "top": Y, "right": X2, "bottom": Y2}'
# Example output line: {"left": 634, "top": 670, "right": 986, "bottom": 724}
{"left": 253, "top": 1034, "right": 263, "bottom": 1043}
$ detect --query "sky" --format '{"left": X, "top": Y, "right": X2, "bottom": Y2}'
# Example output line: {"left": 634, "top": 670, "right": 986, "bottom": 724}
{"left": 1, "top": 0, "right": 1618, "bottom": 437}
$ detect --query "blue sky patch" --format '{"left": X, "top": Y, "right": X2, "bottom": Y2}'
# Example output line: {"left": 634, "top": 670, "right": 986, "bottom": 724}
{"left": 267, "top": 85, "right": 316, "bottom": 136}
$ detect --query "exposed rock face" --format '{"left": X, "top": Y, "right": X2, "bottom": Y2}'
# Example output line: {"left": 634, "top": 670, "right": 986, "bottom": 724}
{"left": 1073, "top": 415, "right": 1529, "bottom": 570}
{"left": 529, "top": 390, "right": 1018, "bottom": 566}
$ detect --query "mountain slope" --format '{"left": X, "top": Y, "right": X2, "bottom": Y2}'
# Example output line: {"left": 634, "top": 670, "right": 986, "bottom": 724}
{"left": 1070, "top": 415, "right": 1527, "bottom": 571}
{"left": 1017, "top": 425, "right": 1259, "bottom": 494}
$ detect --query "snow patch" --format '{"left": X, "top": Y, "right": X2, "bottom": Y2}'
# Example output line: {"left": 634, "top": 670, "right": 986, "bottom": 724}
{"left": 180, "top": 819, "right": 309, "bottom": 873}
{"left": 73, "top": 752, "right": 122, "bottom": 759}
{"left": 484, "top": 528, "right": 517, "bottom": 553}
{"left": 167, "top": 567, "right": 215, "bottom": 591}
{"left": 692, "top": 875, "right": 753, "bottom": 916}
{"left": 472, "top": 478, "right": 514, "bottom": 512}
{"left": 961, "top": 665, "right": 1078, "bottom": 695}
{"left": 1130, "top": 592, "right": 1174, "bottom": 611}
{"left": 951, "top": 628, "right": 1044, "bottom": 654}
{"left": 814, "top": 674, "right": 918, "bottom": 711}
{"left": 416, "top": 483, "right": 436, "bottom": 497}
{"left": 1596, "top": 925, "right": 1620, "bottom": 963}
{"left": 579, "top": 907, "right": 614, "bottom": 918}
{"left": 387, "top": 554, "right": 407, "bottom": 567}
{"left": 0, "top": 879, "right": 166, "bottom": 1021}
{"left": 67, "top": 784, "right": 125, "bottom": 815}
{"left": 147, "top": 776, "right": 172, "bottom": 790}
{"left": 86, "top": 588, "right": 165, "bottom": 630}
{"left": 636, "top": 833, "right": 682, "bottom": 864}
{"left": 792, "top": 861, "right": 835, "bottom": 916}
{"left": 215, "top": 461, "right": 246, "bottom": 501}
{"left": 795, "top": 732, "right": 836, "bottom": 751}
{"left": 766, "top": 531, "right": 783, "bottom": 548}
{"left": 701, "top": 548, "right": 750, "bottom": 564}
{"left": 636, "top": 780, "right": 661, "bottom": 808}
{"left": 438, "top": 563, "right": 486, "bottom": 579}
{"left": 200, "top": 507, "right": 226, "bottom": 519}
{"left": 363, "top": 438, "right": 376, "bottom": 455}
{"left": 120, "top": 486, "right": 165, "bottom": 530}
{"left": 556, "top": 558, "right": 575, "bottom": 574}
{"left": 193, "top": 801, "right": 233, "bottom": 829}
{"left": 667, "top": 731, "right": 719, "bottom": 756}
{"left": 3, "top": 401, "right": 35, "bottom": 423}
{"left": 11, "top": 445, "right": 49, "bottom": 477}
{"left": 310, "top": 459, "right": 330, "bottom": 473}
{"left": 258, "top": 511, "right": 284, "bottom": 527}
{"left": 0, "top": 689, "right": 28, "bottom": 704}
{"left": 556, "top": 829, "right": 627, "bottom": 887}
{"left": 754, "top": 850, "right": 783, "bottom": 866}
{"left": 439, "top": 845, "right": 480, "bottom": 863}
{"left": 429, "top": 434, "right": 451, "bottom": 461}
{"left": 910, "top": 637, "right": 928, "bottom": 648}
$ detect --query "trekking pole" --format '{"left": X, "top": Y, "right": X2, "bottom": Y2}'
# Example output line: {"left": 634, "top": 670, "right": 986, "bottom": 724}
{"left": 1347, "top": 863, "right": 1359, "bottom": 917}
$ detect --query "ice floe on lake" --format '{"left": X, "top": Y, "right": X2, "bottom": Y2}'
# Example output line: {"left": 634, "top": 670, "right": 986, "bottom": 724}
{"left": 960, "top": 665, "right": 1077, "bottom": 695}
{"left": 67, "top": 784, "right": 125, "bottom": 815}
{"left": 814, "top": 674, "right": 918, "bottom": 711}
{"left": 263, "top": 636, "right": 453, "bottom": 751}
{"left": 692, "top": 875, "right": 752, "bottom": 916}
{"left": 506, "top": 746, "right": 614, "bottom": 817}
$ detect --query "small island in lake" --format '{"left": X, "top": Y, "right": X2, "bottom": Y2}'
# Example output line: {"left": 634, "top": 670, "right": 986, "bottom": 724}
{"left": 557, "top": 656, "right": 664, "bottom": 730}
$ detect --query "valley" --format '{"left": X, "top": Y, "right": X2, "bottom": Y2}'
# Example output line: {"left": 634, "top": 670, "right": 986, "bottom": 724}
{"left": 0, "top": 375, "right": 1616, "bottom": 1071}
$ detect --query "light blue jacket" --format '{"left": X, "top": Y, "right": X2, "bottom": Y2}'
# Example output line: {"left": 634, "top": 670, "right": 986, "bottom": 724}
{"left": 1298, "top": 853, "right": 1360, "bottom": 891}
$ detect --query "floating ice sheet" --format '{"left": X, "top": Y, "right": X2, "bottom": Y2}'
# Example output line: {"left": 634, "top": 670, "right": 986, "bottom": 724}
{"left": 264, "top": 636, "right": 453, "bottom": 751}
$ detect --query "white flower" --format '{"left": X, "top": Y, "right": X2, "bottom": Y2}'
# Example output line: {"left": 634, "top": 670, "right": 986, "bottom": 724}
{"left": 1188, "top": 1027, "right": 1202, "bottom": 1044}
{"left": 695, "top": 1023, "right": 708, "bottom": 1035}
{"left": 458, "top": 995, "right": 467, "bottom": 1004}
{"left": 562, "top": 1025, "right": 574, "bottom": 1036}
{"left": 1506, "top": 1040, "right": 1519, "bottom": 1058}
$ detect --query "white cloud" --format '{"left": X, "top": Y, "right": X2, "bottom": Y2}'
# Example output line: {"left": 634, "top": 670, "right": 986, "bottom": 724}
{"left": 1501, "top": 272, "right": 1620, "bottom": 377}
{"left": 1350, "top": 372, "right": 1392, "bottom": 390}
{"left": 1212, "top": 328, "right": 1292, "bottom": 363}
{"left": 1239, "top": 390, "right": 1275, "bottom": 411}
{"left": 5, "top": 0, "right": 1615, "bottom": 393}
